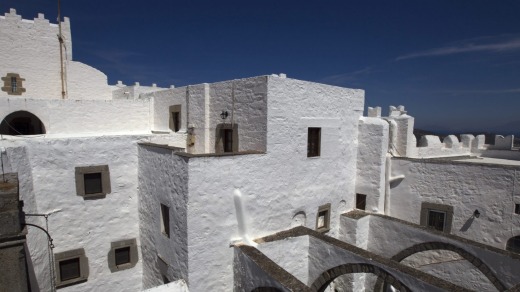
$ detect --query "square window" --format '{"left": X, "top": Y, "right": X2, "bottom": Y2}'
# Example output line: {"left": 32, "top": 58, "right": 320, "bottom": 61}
{"left": 108, "top": 239, "right": 138, "bottom": 272}
{"left": 427, "top": 210, "right": 446, "bottom": 232}
{"left": 315, "top": 203, "right": 331, "bottom": 232}
{"left": 161, "top": 204, "right": 170, "bottom": 238}
{"left": 420, "top": 202, "right": 453, "bottom": 233}
{"left": 59, "top": 258, "right": 80, "bottom": 281}
{"left": 54, "top": 248, "right": 89, "bottom": 287}
{"left": 84, "top": 173, "right": 102, "bottom": 195}
{"left": 307, "top": 128, "right": 321, "bottom": 157}
{"left": 515, "top": 204, "right": 520, "bottom": 215}
{"left": 2, "top": 73, "right": 26, "bottom": 95}
{"left": 115, "top": 247, "right": 130, "bottom": 266}
{"left": 356, "top": 194, "right": 367, "bottom": 210}
{"left": 75, "top": 165, "right": 111, "bottom": 198}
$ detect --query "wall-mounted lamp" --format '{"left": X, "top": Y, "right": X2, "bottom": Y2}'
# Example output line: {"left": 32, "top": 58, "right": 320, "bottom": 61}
{"left": 474, "top": 209, "right": 480, "bottom": 218}
{"left": 220, "top": 111, "right": 229, "bottom": 120}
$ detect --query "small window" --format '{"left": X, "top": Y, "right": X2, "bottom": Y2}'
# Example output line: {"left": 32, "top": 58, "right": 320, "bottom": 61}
{"left": 427, "top": 210, "right": 446, "bottom": 232}
{"left": 10, "top": 76, "right": 17, "bottom": 93}
{"left": 515, "top": 204, "right": 520, "bottom": 215}
{"left": 307, "top": 128, "right": 321, "bottom": 157}
{"left": 115, "top": 247, "right": 130, "bottom": 266}
{"left": 506, "top": 236, "right": 520, "bottom": 254}
{"left": 84, "top": 173, "right": 102, "bottom": 195}
{"left": 356, "top": 194, "right": 367, "bottom": 210}
{"left": 223, "top": 129, "right": 233, "bottom": 153}
{"left": 169, "top": 105, "right": 181, "bottom": 132}
{"left": 315, "top": 203, "right": 331, "bottom": 233}
{"left": 1, "top": 73, "right": 26, "bottom": 95}
{"left": 420, "top": 202, "right": 453, "bottom": 233}
{"left": 161, "top": 204, "right": 170, "bottom": 238}
{"left": 108, "top": 238, "right": 138, "bottom": 272}
{"left": 75, "top": 165, "right": 111, "bottom": 198}
{"left": 54, "top": 248, "right": 89, "bottom": 287}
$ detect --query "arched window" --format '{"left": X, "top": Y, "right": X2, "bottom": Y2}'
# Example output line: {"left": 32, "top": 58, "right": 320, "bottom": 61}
{"left": 0, "top": 111, "right": 45, "bottom": 136}
{"left": 506, "top": 236, "right": 520, "bottom": 253}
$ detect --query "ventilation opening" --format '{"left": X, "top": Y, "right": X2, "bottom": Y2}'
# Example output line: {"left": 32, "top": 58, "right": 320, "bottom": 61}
{"left": 0, "top": 111, "right": 45, "bottom": 135}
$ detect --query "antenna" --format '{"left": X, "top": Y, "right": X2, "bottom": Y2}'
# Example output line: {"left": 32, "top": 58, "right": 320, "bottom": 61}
{"left": 57, "top": 0, "right": 66, "bottom": 99}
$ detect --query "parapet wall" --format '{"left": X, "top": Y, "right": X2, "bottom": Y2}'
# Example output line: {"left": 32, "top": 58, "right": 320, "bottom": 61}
{"left": 366, "top": 105, "right": 517, "bottom": 159}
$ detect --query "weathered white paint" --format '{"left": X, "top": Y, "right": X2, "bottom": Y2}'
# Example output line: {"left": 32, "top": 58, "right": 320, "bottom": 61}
{"left": 257, "top": 236, "right": 310, "bottom": 284}
{"left": 142, "top": 280, "right": 189, "bottom": 292}
{"left": 390, "top": 158, "right": 520, "bottom": 250}
{"left": 138, "top": 145, "right": 189, "bottom": 289}
{"left": 2, "top": 135, "right": 145, "bottom": 292}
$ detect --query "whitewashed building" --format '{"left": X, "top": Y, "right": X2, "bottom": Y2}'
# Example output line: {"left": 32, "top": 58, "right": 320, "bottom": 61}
{"left": 1, "top": 8, "right": 520, "bottom": 292}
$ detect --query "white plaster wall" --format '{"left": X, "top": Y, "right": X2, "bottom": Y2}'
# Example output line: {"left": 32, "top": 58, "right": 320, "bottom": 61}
{"left": 389, "top": 158, "right": 520, "bottom": 249}
{"left": 257, "top": 236, "right": 310, "bottom": 284}
{"left": 1, "top": 135, "right": 145, "bottom": 291}
{"left": 143, "top": 280, "right": 189, "bottom": 292}
{"left": 138, "top": 145, "right": 189, "bottom": 289}
{"left": 185, "top": 77, "right": 364, "bottom": 291}
{"left": 0, "top": 10, "right": 73, "bottom": 99}
{"left": 66, "top": 61, "right": 112, "bottom": 100}
{"left": 0, "top": 98, "right": 151, "bottom": 135}
{"left": 185, "top": 84, "right": 206, "bottom": 154}
{"left": 207, "top": 77, "right": 268, "bottom": 153}
{"left": 146, "top": 87, "right": 187, "bottom": 133}
{"left": 355, "top": 117, "right": 388, "bottom": 212}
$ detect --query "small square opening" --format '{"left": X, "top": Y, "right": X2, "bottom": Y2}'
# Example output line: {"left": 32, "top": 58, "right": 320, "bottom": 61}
{"left": 115, "top": 247, "right": 131, "bottom": 266}
{"left": 427, "top": 210, "right": 446, "bottom": 232}
{"left": 515, "top": 203, "right": 520, "bottom": 215}
{"left": 356, "top": 194, "right": 367, "bottom": 210}
{"left": 172, "top": 112, "right": 180, "bottom": 132}
{"left": 59, "top": 258, "right": 80, "bottom": 282}
{"left": 84, "top": 173, "right": 102, "bottom": 194}
{"left": 317, "top": 211, "right": 327, "bottom": 229}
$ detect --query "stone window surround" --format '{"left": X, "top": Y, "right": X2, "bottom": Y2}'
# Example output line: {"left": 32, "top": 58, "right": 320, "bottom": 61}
{"left": 419, "top": 202, "right": 453, "bottom": 233}
{"left": 54, "top": 248, "right": 89, "bottom": 288}
{"left": 107, "top": 238, "right": 138, "bottom": 272}
{"left": 75, "top": 165, "right": 111, "bottom": 198}
{"left": 315, "top": 203, "right": 331, "bottom": 233}
{"left": 1, "top": 73, "right": 26, "bottom": 95}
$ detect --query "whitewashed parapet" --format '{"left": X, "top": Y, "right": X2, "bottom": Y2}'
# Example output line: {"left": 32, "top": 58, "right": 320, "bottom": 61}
{"left": 443, "top": 135, "right": 460, "bottom": 149}
{"left": 418, "top": 135, "right": 442, "bottom": 147}
{"left": 492, "top": 135, "right": 514, "bottom": 150}
{"left": 367, "top": 106, "right": 382, "bottom": 118}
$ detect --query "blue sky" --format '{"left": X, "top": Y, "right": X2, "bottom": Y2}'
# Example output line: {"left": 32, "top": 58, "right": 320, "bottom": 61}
{"left": 3, "top": 1, "right": 520, "bottom": 133}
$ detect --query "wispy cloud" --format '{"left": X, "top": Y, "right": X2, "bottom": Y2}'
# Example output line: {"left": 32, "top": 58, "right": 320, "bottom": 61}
{"left": 396, "top": 35, "right": 520, "bottom": 61}
{"left": 320, "top": 66, "right": 376, "bottom": 86}
{"left": 434, "top": 88, "right": 520, "bottom": 95}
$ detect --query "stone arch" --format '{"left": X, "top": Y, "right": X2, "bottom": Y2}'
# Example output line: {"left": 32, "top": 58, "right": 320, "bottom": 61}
{"left": 374, "top": 241, "right": 506, "bottom": 292}
{"left": 251, "top": 287, "right": 284, "bottom": 292}
{"left": 310, "top": 263, "right": 412, "bottom": 292}
{"left": 0, "top": 111, "right": 45, "bottom": 135}
{"left": 506, "top": 236, "right": 520, "bottom": 254}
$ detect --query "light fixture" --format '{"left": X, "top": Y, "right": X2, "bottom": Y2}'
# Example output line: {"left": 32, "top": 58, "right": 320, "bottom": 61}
{"left": 474, "top": 209, "right": 480, "bottom": 218}
{"left": 220, "top": 111, "right": 229, "bottom": 119}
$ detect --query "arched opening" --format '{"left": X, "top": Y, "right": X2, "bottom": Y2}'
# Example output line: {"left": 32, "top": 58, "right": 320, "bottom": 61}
{"left": 0, "top": 111, "right": 45, "bottom": 136}
{"left": 506, "top": 236, "right": 520, "bottom": 254}
{"left": 311, "top": 263, "right": 411, "bottom": 292}
{"left": 372, "top": 241, "right": 505, "bottom": 292}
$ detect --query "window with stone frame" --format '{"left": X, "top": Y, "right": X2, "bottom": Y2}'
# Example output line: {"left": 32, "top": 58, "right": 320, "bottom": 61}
{"left": 420, "top": 202, "right": 453, "bottom": 233}
{"left": 315, "top": 203, "right": 331, "bottom": 233}
{"left": 215, "top": 123, "right": 239, "bottom": 153}
{"left": 1, "top": 73, "right": 26, "bottom": 95}
{"left": 54, "top": 248, "right": 89, "bottom": 288}
{"left": 108, "top": 238, "right": 138, "bottom": 272}
{"left": 307, "top": 127, "right": 321, "bottom": 157}
{"left": 75, "top": 165, "right": 111, "bottom": 198}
